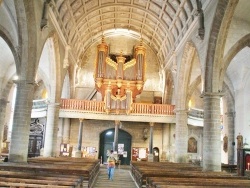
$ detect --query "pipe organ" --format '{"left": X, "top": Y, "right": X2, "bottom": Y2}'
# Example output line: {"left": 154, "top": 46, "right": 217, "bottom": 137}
{"left": 94, "top": 38, "right": 146, "bottom": 114}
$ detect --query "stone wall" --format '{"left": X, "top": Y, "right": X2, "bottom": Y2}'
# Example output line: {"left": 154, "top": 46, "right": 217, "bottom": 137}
{"left": 59, "top": 119, "right": 177, "bottom": 161}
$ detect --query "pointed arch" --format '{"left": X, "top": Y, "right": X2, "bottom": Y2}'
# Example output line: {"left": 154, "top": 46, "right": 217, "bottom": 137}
{"left": 163, "top": 69, "right": 174, "bottom": 104}
{"left": 37, "top": 33, "right": 63, "bottom": 103}
{"left": 220, "top": 33, "right": 250, "bottom": 87}
{"left": 204, "top": 0, "right": 238, "bottom": 92}
{"left": 61, "top": 70, "right": 70, "bottom": 98}
{"left": 175, "top": 41, "right": 196, "bottom": 110}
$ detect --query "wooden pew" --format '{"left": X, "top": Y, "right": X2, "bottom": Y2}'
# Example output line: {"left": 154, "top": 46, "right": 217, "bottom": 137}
{"left": 131, "top": 161, "right": 202, "bottom": 187}
{"left": 0, "top": 182, "right": 72, "bottom": 188}
{"left": 147, "top": 177, "right": 250, "bottom": 188}
{"left": 0, "top": 157, "right": 100, "bottom": 188}
{"left": 27, "top": 157, "right": 100, "bottom": 187}
{"left": 130, "top": 161, "right": 250, "bottom": 188}
{"left": 0, "top": 170, "right": 83, "bottom": 186}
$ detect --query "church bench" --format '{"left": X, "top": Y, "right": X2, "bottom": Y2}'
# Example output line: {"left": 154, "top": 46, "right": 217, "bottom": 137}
{"left": 131, "top": 161, "right": 250, "bottom": 188}
{"left": 27, "top": 157, "right": 99, "bottom": 164}
{"left": 131, "top": 161, "right": 202, "bottom": 187}
{"left": 0, "top": 177, "right": 80, "bottom": 188}
{"left": 28, "top": 157, "right": 100, "bottom": 182}
{"left": 146, "top": 177, "right": 250, "bottom": 188}
{"left": 0, "top": 181, "right": 73, "bottom": 188}
{"left": 0, "top": 158, "right": 100, "bottom": 188}
{"left": 221, "top": 163, "right": 237, "bottom": 173}
{"left": 0, "top": 170, "right": 83, "bottom": 184}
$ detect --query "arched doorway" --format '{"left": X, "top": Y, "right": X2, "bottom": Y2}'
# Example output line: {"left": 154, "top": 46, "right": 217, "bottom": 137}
{"left": 153, "top": 147, "right": 160, "bottom": 162}
{"left": 99, "top": 128, "right": 132, "bottom": 165}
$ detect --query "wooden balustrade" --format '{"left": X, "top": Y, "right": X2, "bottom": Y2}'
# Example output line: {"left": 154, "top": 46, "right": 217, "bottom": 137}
{"left": 60, "top": 99, "right": 175, "bottom": 115}
{"left": 61, "top": 99, "right": 105, "bottom": 113}
{"left": 131, "top": 103, "right": 175, "bottom": 115}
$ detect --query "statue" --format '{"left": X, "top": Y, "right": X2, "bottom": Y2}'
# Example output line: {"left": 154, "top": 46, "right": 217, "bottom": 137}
{"left": 223, "top": 135, "right": 228, "bottom": 152}
{"left": 236, "top": 133, "right": 243, "bottom": 149}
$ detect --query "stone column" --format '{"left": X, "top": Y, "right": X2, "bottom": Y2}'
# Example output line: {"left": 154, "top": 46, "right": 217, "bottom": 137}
{"left": 62, "top": 118, "right": 70, "bottom": 143}
{"left": 43, "top": 103, "right": 60, "bottom": 157}
{"left": 175, "top": 109, "right": 188, "bottom": 163}
{"left": 149, "top": 122, "right": 154, "bottom": 154}
{"left": 225, "top": 111, "right": 235, "bottom": 165}
{"left": 113, "top": 120, "right": 119, "bottom": 152}
{"left": 148, "top": 122, "right": 154, "bottom": 162}
{"left": 9, "top": 80, "right": 35, "bottom": 162}
{"left": 0, "top": 98, "right": 8, "bottom": 152}
{"left": 162, "top": 123, "right": 171, "bottom": 161}
{"left": 57, "top": 118, "right": 63, "bottom": 145}
{"left": 75, "top": 118, "right": 84, "bottom": 158}
{"left": 203, "top": 92, "right": 222, "bottom": 171}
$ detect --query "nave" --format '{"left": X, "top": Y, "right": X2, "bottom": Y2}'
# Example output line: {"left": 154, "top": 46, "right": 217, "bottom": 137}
{"left": 0, "top": 157, "right": 250, "bottom": 188}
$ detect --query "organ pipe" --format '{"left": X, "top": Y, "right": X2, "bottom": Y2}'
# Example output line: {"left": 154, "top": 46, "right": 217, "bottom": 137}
{"left": 96, "top": 37, "right": 108, "bottom": 78}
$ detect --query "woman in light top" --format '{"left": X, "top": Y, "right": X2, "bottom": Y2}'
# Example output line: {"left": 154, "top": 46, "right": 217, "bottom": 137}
{"left": 107, "top": 150, "right": 116, "bottom": 180}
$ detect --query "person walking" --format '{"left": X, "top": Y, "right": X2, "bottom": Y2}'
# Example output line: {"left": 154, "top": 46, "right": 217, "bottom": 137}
{"left": 107, "top": 149, "right": 116, "bottom": 180}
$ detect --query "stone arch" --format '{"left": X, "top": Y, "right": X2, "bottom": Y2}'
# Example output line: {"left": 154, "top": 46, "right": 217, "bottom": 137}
{"left": 15, "top": 0, "right": 39, "bottom": 82}
{"left": 61, "top": 70, "right": 70, "bottom": 98}
{"left": 37, "top": 34, "right": 63, "bottom": 103}
{"left": 220, "top": 34, "right": 250, "bottom": 87}
{"left": 163, "top": 69, "right": 174, "bottom": 104}
{"left": 186, "top": 75, "right": 202, "bottom": 108}
{"left": 176, "top": 41, "right": 196, "bottom": 110}
{"left": 0, "top": 28, "right": 20, "bottom": 74}
{"left": 204, "top": 0, "right": 238, "bottom": 93}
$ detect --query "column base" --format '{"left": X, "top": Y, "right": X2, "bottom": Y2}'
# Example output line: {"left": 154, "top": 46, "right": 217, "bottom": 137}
{"left": 75, "top": 150, "right": 82, "bottom": 158}
{"left": 148, "top": 154, "right": 154, "bottom": 162}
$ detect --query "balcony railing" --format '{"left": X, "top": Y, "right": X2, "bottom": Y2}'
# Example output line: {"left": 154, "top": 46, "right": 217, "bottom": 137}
{"left": 60, "top": 99, "right": 105, "bottom": 112}
{"left": 131, "top": 103, "right": 175, "bottom": 115}
{"left": 60, "top": 99, "right": 175, "bottom": 115}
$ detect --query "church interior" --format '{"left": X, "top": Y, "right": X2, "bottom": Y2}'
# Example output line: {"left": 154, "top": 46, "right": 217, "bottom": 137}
{"left": 0, "top": 0, "right": 250, "bottom": 187}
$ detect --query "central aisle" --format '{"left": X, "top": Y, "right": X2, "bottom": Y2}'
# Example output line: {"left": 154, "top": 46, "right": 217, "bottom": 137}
{"left": 93, "top": 165, "right": 138, "bottom": 188}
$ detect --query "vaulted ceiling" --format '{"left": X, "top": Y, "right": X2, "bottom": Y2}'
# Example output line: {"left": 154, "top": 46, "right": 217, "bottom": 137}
{"left": 53, "top": 0, "right": 197, "bottom": 68}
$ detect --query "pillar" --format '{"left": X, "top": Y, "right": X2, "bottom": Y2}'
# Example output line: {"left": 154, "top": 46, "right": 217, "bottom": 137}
{"left": 75, "top": 118, "right": 84, "bottom": 158}
{"left": 62, "top": 118, "right": 70, "bottom": 143}
{"left": 113, "top": 120, "right": 119, "bottom": 152}
{"left": 175, "top": 109, "right": 188, "bottom": 163}
{"left": 0, "top": 98, "right": 8, "bottom": 152}
{"left": 43, "top": 103, "right": 60, "bottom": 157}
{"left": 9, "top": 80, "right": 35, "bottom": 162}
{"left": 226, "top": 111, "right": 235, "bottom": 164}
{"left": 149, "top": 122, "right": 154, "bottom": 154}
{"left": 203, "top": 92, "right": 222, "bottom": 171}
{"left": 148, "top": 122, "right": 154, "bottom": 162}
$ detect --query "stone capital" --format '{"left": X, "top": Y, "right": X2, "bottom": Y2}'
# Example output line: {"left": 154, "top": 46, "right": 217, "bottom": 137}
{"left": 115, "top": 120, "right": 120, "bottom": 126}
{"left": 174, "top": 108, "right": 189, "bottom": 114}
{"left": 149, "top": 122, "right": 154, "bottom": 126}
{"left": 13, "top": 79, "right": 36, "bottom": 86}
{"left": 200, "top": 91, "right": 224, "bottom": 98}
{"left": 47, "top": 102, "right": 60, "bottom": 108}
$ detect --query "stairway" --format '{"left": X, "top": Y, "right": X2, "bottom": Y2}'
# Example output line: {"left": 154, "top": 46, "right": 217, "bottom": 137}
{"left": 93, "top": 165, "right": 138, "bottom": 188}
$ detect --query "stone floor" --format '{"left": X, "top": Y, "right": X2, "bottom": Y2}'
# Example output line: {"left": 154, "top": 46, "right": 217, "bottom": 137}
{"left": 93, "top": 165, "right": 138, "bottom": 188}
